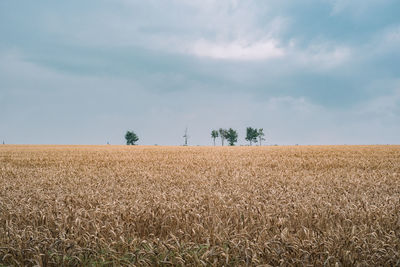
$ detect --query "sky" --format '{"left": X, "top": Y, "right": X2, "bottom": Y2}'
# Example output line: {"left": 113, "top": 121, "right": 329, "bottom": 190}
{"left": 1, "top": 0, "right": 399, "bottom": 145}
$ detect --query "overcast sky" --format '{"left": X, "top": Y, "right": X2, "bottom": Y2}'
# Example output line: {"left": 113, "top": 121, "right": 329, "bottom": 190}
{"left": 1, "top": 0, "right": 399, "bottom": 145}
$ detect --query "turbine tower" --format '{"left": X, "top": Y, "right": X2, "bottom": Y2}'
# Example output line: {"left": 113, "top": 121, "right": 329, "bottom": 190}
{"left": 183, "top": 127, "right": 189, "bottom": 146}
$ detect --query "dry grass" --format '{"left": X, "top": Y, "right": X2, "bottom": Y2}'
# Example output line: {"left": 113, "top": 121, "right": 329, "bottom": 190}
{"left": 1, "top": 145, "right": 399, "bottom": 266}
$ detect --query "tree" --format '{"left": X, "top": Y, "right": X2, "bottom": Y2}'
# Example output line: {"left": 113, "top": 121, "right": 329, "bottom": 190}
{"left": 245, "top": 127, "right": 259, "bottom": 146}
{"left": 225, "top": 128, "right": 238, "bottom": 146}
{"left": 258, "top": 128, "right": 266, "bottom": 146}
{"left": 219, "top": 128, "right": 227, "bottom": 146}
{"left": 211, "top": 130, "right": 219, "bottom": 146}
{"left": 125, "top": 130, "right": 139, "bottom": 145}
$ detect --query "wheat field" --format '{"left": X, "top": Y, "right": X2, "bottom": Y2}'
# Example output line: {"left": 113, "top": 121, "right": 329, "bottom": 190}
{"left": 0, "top": 145, "right": 399, "bottom": 266}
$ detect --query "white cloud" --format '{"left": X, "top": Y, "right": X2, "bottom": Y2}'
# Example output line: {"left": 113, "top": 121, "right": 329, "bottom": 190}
{"left": 290, "top": 42, "right": 352, "bottom": 70}
{"left": 327, "top": 0, "right": 391, "bottom": 16}
{"left": 356, "top": 88, "right": 400, "bottom": 118}
{"left": 382, "top": 25, "right": 400, "bottom": 47}
{"left": 264, "top": 96, "right": 317, "bottom": 114}
{"left": 190, "top": 39, "right": 285, "bottom": 60}
{"left": 355, "top": 25, "right": 400, "bottom": 59}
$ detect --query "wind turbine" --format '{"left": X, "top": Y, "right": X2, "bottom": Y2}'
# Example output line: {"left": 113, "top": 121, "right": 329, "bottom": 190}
{"left": 183, "top": 127, "right": 189, "bottom": 146}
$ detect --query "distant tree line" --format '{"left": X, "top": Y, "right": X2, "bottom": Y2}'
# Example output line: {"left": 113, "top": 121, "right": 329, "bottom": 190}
{"left": 212, "top": 128, "right": 238, "bottom": 146}
{"left": 125, "top": 127, "right": 266, "bottom": 146}
{"left": 210, "top": 127, "right": 265, "bottom": 146}
{"left": 245, "top": 127, "right": 265, "bottom": 146}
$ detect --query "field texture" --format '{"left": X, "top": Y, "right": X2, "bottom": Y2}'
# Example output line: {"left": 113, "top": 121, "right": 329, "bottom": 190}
{"left": 1, "top": 145, "right": 400, "bottom": 266}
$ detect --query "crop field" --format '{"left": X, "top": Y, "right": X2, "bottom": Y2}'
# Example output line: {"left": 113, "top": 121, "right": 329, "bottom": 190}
{"left": 1, "top": 145, "right": 399, "bottom": 266}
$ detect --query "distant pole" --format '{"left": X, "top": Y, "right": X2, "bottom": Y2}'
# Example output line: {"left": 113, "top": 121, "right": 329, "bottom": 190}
{"left": 183, "top": 127, "right": 189, "bottom": 146}
{"left": 2, "top": 141, "right": 4, "bottom": 145}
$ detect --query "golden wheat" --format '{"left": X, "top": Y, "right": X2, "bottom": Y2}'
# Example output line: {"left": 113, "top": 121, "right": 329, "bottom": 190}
{"left": 1, "top": 145, "right": 399, "bottom": 266}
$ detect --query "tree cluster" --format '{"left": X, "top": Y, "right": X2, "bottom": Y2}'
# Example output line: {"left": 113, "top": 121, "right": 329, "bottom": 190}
{"left": 245, "top": 127, "right": 265, "bottom": 146}
{"left": 210, "top": 127, "right": 265, "bottom": 146}
{"left": 211, "top": 128, "right": 239, "bottom": 146}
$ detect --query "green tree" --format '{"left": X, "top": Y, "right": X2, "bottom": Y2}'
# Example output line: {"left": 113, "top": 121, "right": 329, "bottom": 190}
{"left": 258, "top": 128, "right": 266, "bottom": 146}
{"left": 211, "top": 130, "right": 219, "bottom": 146}
{"left": 245, "top": 127, "right": 258, "bottom": 146}
{"left": 125, "top": 130, "right": 139, "bottom": 145}
{"left": 219, "top": 128, "right": 227, "bottom": 146}
{"left": 226, "top": 128, "right": 238, "bottom": 146}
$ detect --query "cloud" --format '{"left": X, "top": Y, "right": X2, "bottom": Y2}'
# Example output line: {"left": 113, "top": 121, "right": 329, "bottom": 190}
{"left": 292, "top": 42, "right": 352, "bottom": 70}
{"left": 356, "top": 87, "right": 400, "bottom": 118}
{"left": 327, "top": 0, "right": 394, "bottom": 16}
{"left": 380, "top": 25, "right": 400, "bottom": 49}
{"left": 190, "top": 39, "right": 285, "bottom": 60}
{"left": 263, "top": 96, "right": 317, "bottom": 114}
